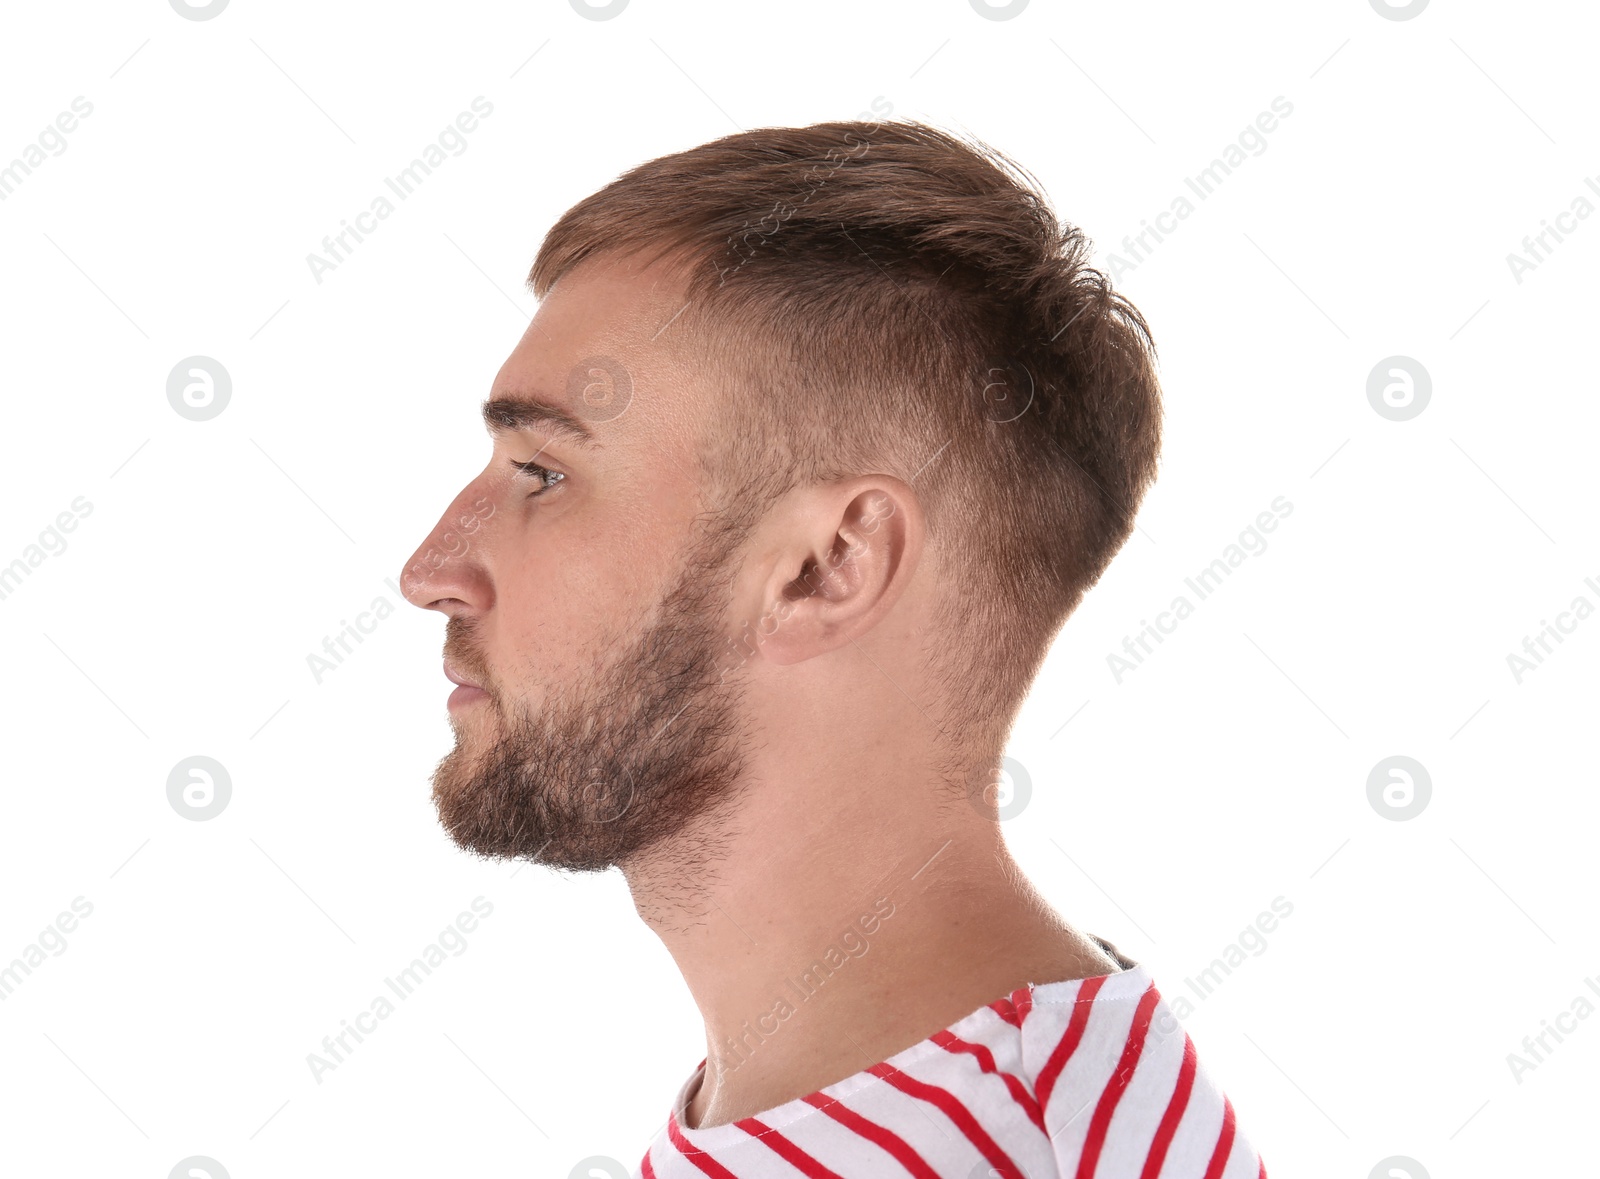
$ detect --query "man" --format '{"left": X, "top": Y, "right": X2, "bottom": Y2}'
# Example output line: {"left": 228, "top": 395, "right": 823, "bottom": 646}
{"left": 401, "top": 119, "right": 1264, "bottom": 1178}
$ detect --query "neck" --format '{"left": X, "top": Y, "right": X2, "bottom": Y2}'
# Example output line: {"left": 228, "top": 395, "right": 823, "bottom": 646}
{"left": 619, "top": 726, "right": 1119, "bottom": 1129}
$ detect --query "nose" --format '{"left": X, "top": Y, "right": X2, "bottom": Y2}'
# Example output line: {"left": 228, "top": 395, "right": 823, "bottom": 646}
{"left": 399, "top": 482, "right": 497, "bottom": 617}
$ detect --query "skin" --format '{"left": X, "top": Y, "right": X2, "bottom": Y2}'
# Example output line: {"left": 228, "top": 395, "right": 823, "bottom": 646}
{"left": 400, "top": 251, "right": 1120, "bottom": 1130}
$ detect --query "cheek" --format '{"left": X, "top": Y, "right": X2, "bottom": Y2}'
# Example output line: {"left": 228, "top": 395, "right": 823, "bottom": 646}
{"left": 492, "top": 533, "right": 650, "bottom": 679}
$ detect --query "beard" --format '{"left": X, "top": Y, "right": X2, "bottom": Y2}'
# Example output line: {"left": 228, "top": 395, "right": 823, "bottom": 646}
{"left": 429, "top": 518, "right": 756, "bottom": 873}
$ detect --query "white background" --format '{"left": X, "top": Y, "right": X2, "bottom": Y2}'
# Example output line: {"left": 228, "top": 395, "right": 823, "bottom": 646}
{"left": 1, "top": 1, "right": 1595, "bottom": 1176}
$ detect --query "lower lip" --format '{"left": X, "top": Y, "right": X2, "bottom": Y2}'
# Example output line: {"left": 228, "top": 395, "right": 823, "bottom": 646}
{"left": 448, "top": 685, "right": 488, "bottom": 709}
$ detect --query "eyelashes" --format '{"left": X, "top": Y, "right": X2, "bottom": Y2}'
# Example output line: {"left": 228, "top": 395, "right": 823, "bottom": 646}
{"left": 506, "top": 457, "right": 566, "bottom": 498}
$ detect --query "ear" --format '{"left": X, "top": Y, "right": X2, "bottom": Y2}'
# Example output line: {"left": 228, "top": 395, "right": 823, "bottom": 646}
{"left": 737, "top": 476, "right": 925, "bottom": 668}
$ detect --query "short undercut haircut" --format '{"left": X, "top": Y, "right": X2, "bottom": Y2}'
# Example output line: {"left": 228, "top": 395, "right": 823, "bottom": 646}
{"left": 529, "top": 119, "right": 1162, "bottom": 759}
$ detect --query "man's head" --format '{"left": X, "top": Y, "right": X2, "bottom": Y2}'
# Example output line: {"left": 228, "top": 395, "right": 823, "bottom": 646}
{"left": 401, "top": 119, "right": 1161, "bottom": 873}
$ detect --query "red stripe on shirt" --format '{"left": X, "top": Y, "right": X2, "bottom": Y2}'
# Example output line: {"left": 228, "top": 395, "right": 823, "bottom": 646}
{"left": 868, "top": 1061, "right": 1027, "bottom": 1179}
{"left": 1076, "top": 982, "right": 1161, "bottom": 1179}
{"left": 802, "top": 1090, "right": 944, "bottom": 1179}
{"left": 1036, "top": 974, "right": 1108, "bottom": 1112}
{"left": 737, "top": 1116, "right": 847, "bottom": 1179}
{"left": 639, "top": 1149, "right": 658, "bottom": 1179}
{"left": 1201, "top": 1095, "right": 1237, "bottom": 1179}
{"left": 1138, "top": 1033, "right": 1198, "bottom": 1179}
{"left": 989, "top": 995, "right": 1022, "bottom": 1028}
{"left": 667, "top": 1115, "right": 743, "bottom": 1179}
{"left": 932, "top": 1029, "right": 1046, "bottom": 1134}
{"left": 1013, "top": 987, "right": 1034, "bottom": 1025}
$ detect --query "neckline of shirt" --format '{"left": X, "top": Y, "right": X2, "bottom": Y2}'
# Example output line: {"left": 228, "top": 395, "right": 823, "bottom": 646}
{"left": 664, "top": 961, "right": 1152, "bottom": 1154}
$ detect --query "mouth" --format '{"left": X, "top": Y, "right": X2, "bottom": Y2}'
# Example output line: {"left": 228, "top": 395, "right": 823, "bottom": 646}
{"left": 443, "top": 660, "right": 489, "bottom": 710}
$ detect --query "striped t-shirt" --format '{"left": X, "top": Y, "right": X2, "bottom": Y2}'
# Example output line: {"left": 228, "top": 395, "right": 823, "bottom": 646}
{"left": 634, "top": 952, "right": 1264, "bottom": 1178}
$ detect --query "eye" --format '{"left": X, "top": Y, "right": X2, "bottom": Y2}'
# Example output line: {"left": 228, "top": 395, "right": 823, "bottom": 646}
{"left": 507, "top": 457, "right": 566, "bottom": 499}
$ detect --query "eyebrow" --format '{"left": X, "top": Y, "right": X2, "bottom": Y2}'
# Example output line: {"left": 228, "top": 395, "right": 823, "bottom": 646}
{"left": 481, "top": 395, "right": 599, "bottom": 450}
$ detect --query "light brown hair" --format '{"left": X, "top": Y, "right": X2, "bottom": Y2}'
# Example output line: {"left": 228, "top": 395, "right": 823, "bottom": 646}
{"left": 530, "top": 119, "right": 1162, "bottom": 757}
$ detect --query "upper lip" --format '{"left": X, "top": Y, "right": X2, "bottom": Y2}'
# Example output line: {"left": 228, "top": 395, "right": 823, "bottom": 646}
{"left": 443, "top": 661, "right": 482, "bottom": 689}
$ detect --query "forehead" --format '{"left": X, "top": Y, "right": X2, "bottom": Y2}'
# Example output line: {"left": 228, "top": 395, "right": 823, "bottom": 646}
{"left": 490, "top": 253, "right": 708, "bottom": 447}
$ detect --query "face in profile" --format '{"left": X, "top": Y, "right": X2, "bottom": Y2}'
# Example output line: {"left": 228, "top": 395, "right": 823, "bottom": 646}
{"left": 400, "top": 258, "right": 757, "bottom": 873}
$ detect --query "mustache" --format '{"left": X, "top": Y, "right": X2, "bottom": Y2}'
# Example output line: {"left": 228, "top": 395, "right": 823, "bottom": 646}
{"left": 443, "top": 617, "right": 493, "bottom": 690}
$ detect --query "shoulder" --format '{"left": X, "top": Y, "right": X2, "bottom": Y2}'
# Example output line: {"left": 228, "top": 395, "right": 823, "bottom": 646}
{"left": 1020, "top": 965, "right": 1267, "bottom": 1177}
{"left": 633, "top": 961, "right": 1267, "bottom": 1178}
